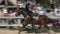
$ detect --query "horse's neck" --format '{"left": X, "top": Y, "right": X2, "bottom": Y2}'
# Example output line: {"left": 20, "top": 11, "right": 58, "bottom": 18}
{"left": 21, "top": 11, "right": 28, "bottom": 17}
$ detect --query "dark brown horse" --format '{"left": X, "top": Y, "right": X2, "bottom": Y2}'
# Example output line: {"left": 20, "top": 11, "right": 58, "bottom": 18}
{"left": 16, "top": 9, "right": 49, "bottom": 34}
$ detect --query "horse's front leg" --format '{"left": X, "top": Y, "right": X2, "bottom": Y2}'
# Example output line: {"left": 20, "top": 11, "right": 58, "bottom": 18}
{"left": 20, "top": 16, "right": 30, "bottom": 32}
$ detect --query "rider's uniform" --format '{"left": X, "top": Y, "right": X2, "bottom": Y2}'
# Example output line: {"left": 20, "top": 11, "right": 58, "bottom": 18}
{"left": 25, "top": 3, "right": 34, "bottom": 20}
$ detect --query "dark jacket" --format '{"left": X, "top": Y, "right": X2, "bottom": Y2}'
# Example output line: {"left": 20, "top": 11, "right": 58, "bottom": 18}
{"left": 25, "top": 3, "right": 33, "bottom": 16}
{"left": 25, "top": 3, "right": 33, "bottom": 20}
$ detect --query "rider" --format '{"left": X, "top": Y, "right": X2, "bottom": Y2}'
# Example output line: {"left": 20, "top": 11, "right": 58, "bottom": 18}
{"left": 24, "top": 1, "right": 33, "bottom": 20}
{"left": 21, "top": 1, "right": 33, "bottom": 23}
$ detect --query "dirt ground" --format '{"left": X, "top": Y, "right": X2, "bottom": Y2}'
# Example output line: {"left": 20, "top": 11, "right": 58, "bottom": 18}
{"left": 0, "top": 29, "right": 60, "bottom": 34}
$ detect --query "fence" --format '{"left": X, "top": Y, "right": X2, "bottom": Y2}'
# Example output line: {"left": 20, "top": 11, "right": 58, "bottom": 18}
{"left": 0, "top": 16, "right": 60, "bottom": 29}
{"left": 0, "top": 16, "right": 24, "bottom": 29}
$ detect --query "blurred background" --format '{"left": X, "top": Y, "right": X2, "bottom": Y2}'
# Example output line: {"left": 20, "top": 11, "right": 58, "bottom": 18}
{"left": 0, "top": 0, "right": 60, "bottom": 34}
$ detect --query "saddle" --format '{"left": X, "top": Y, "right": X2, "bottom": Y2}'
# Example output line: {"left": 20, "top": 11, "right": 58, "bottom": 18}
{"left": 29, "top": 13, "right": 39, "bottom": 24}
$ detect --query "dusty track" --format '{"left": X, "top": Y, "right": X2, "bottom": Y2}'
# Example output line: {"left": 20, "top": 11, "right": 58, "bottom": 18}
{"left": 0, "top": 29, "right": 60, "bottom": 34}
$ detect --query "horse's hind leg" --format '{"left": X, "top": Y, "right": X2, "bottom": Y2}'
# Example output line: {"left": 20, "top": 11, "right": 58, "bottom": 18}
{"left": 35, "top": 23, "right": 42, "bottom": 34}
{"left": 44, "top": 24, "right": 50, "bottom": 34}
{"left": 36, "top": 23, "right": 42, "bottom": 32}
{"left": 44, "top": 24, "right": 49, "bottom": 29}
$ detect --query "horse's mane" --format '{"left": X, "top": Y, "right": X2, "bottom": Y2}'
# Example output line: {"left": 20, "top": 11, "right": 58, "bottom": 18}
{"left": 17, "top": 9, "right": 29, "bottom": 17}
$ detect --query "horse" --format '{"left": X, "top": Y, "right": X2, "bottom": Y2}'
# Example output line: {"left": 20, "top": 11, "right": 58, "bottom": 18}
{"left": 16, "top": 9, "right": 49, "bottom": 34}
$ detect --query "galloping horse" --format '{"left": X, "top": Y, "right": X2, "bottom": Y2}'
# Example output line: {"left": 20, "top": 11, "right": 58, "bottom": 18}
{"left": 16, "top": 9, "right": 49, "bottom": 34}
